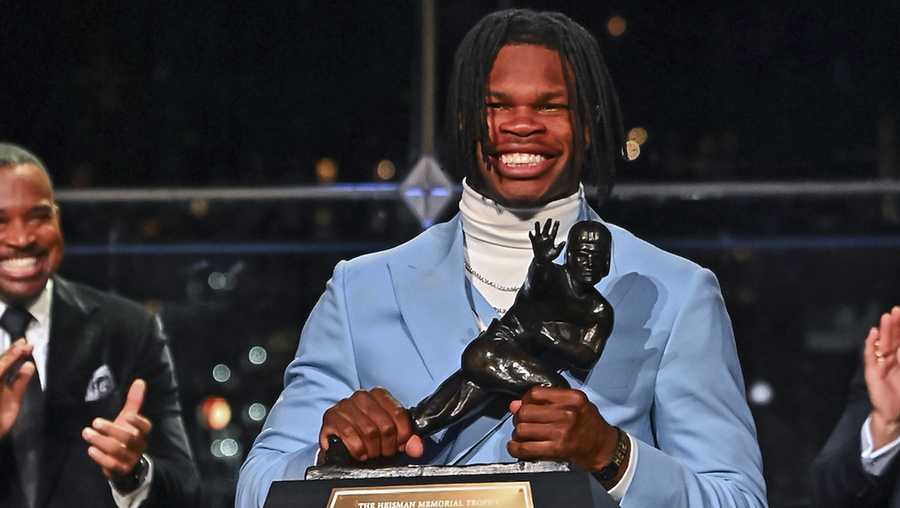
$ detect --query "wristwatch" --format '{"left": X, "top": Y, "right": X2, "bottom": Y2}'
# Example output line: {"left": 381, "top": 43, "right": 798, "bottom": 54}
{"left": 593, "top": 427, "right": 629, "bottom": 488}
{"left": 111, "top": 455, "right": 149, "bottom": 493}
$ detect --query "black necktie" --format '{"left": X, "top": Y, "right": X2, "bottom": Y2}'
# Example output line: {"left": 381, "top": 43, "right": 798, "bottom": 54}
{"left": 1, "top": 306, "right": 44, "bottom": 508}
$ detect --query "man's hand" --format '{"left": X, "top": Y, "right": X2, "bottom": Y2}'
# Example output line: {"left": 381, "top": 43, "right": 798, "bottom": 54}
{"left": 319, "top": 387, "right": 423, "bottom": 462}
{"left": 865, "top": 306, "right": 900, "bottom": 449}
{"left": 82, "top": 379, "right": 153, "bottom": 479}
{"left": 0, "top": 339, "right": 36, "bottom": 439}
{"left": 529, "top": 219, "right": 565, "bottom": 263}
{"left": 508, "top": 387, "right": 621, "bottom": 473}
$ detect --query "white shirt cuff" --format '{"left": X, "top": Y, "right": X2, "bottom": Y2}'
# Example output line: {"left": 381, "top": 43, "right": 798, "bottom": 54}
{"left": 861, "top": 416, "right": 900, "bottom": 476}
{"left": 110, "top": 455, "right": 154, "bottom": 508}
{"left": 606, "top": 432, "right": 638, "bottom": 502}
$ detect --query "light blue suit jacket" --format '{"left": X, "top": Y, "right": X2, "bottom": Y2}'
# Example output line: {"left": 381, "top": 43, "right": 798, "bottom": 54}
{"left": 236, "top": 209, "right": 768, "bottom": 507}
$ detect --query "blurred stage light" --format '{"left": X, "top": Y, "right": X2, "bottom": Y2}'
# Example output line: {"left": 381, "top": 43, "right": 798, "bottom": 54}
{"left": 248, "top": 346, "right": 268, "bottom": 365}
{"left": 200, "top": 396, "right": 233, "bottom": 430}
{"left": 190, "top": 198, "right": 209, "bottom": 217}
{"left": 627, "top": 127, "right": 649, "bottom": 146}
{"left": 212, "top": 363, "right": 231, "bottom": 383}
{"left": 220, "top": 438, "right": 240, "bottom": 457}
{"left": 247, "top": 402, "right": 267, "bottom": 422}
{"left": 210, "top": 438, "right": 241, "bottom": 459}
{"left": 607, "top": 16, "right": 627, "bottom": 37}
{"left": 375, "top": 159, "right": 396, "bottom": 181}
{"left": 208, "top": 272, "right": 227, "bottom": 290}
{"left": 316, "top": 157, "right": 338, "bottom": 183}
{"left": 141, "top": 218, "right": 162, "bottom": 238}
{"left": 748, "top": 380, "right": 774, "bottom": 406}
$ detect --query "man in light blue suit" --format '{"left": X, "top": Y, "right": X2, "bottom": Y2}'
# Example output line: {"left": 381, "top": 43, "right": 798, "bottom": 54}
{"left": 237, "top": 8, "right": 767, "bottom": 507}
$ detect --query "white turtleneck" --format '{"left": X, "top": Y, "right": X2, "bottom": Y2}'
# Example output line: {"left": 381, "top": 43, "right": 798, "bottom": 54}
{"left": 459, "top": 178, "right": 584, "bottom": 317}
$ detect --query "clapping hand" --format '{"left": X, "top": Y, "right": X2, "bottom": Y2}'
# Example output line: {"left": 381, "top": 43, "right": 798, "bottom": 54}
{"left": 865, "top": 306, "right": 900, "bottom": 448}
{"left": 82, "top": 379, "right": 153, "bottom": 480}
{"left": 0, "top": 339, "right": 36, "bottom": 439}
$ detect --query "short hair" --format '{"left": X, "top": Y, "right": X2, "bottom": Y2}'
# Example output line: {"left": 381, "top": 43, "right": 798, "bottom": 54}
{"left": 0, "top": 142, "right": 53, "bottom": 189}
{"left": 446, "top": 9, "right": 626, "bottom": 202}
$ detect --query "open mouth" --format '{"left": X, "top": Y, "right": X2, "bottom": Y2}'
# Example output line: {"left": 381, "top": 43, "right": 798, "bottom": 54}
{"left": 491, "top": 151, "right": 555, "bottom": 178}
{"left": 0, "top": 256, "right": 44, "bottom": 279}
{"left": 500, "top": 153, "right": 548, "bottom": 167}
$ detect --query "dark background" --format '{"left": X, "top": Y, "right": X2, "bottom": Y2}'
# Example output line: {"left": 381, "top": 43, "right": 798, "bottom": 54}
{"left": 3, "top": 1, "right": 900, "bottom": 507}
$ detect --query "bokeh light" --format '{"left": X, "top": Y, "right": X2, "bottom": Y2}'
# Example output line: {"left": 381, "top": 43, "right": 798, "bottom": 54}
{"left": 375, "top": 159, "right": 396, "bottom": 181}
{"left": 212, "top": 363, "right": 231, "bottom": 383}
{"left": 248, "top": 346, "right": 268, "bottom": 365}
{"left": 210, "top": 438, "right": 241, "bottom": 459}
{"left": 627, "top": 127, "right": 649, "bottom": 145}
{"left": 200, "top": 396, "right": 232, "bottom": 430}
{"left": 247, "top": 402, "right": 267, "bottom": 422}
{"left": 749, "top": 380, "right": 774, "bottom": 406}
{"left": 315, "top": 157, "right": 338, "bottom": 183}
{"left": 607, "top": 16, "right": 627, "bottom": 37}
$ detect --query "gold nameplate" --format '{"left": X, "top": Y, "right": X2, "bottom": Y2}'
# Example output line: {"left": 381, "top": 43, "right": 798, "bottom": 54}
{"left": 326, "top": 481, "right": 534, "bottom": 508}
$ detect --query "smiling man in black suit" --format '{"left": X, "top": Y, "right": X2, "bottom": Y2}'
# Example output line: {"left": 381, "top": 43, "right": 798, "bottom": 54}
{"left": 0, "top": 142, "right": 199, "bottom": 508}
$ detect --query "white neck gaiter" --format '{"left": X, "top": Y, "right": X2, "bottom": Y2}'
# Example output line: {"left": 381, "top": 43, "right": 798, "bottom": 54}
{"left": 459, "top": 178, "right": 584, "bottom": 316}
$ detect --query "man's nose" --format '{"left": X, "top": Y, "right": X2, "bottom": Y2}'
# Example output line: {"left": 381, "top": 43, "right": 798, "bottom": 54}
{"left": 498, "top": 109, "right": 545, "bottom": 138}
{"left": 3, "top": 220, "right": 35, "bottom": 247}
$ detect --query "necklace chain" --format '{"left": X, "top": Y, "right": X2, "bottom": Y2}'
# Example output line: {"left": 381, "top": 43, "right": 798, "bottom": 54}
{"left": 464, "top": 260, "right": 521, "bottom": 293}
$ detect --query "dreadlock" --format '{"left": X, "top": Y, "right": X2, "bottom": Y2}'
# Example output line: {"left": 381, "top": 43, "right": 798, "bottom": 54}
{"left": 445, "top": 9, "right": 625, "bottom": 203}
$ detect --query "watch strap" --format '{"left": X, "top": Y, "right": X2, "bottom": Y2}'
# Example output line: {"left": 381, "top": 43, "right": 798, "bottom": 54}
{"left": 111, "top": 454, "right": 149, "bottom": 493}
{"left": 593, "top": 427, "right": 629, "bottom": 488}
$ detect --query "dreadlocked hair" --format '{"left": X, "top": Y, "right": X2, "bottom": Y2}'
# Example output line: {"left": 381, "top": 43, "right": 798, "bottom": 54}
{"left": 445, "top": 8, "right": 626, "bottom": 203}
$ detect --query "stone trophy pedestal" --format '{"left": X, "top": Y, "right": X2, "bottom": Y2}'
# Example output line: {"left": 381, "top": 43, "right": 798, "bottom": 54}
{"left": 263, "top": 461, "right": 618, "bottom": 508}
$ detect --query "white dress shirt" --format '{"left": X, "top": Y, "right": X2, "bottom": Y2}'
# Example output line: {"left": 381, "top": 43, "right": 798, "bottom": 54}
{"left": 861, "top": 416, "right": 900, "bottom": 475}
{"left": 0, "top": 280, "right": 153, "bottom": 507}
{"left": 459, "top": 180, "right": 638, "bottom": 500}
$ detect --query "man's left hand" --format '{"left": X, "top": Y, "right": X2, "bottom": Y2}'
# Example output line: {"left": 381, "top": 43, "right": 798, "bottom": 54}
{"left": 82, "top": 379, "right": 153, "bottom": 479}
{"left": 508, "top": 386, "right": 618, "bottom": 471}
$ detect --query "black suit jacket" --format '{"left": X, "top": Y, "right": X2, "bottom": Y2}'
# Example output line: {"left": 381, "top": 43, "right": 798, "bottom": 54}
{"left": 0, "top": 277, "right": 199, "bottom": 508}
{"left": 812, "top": 361, "right": 900, "bottom": 507}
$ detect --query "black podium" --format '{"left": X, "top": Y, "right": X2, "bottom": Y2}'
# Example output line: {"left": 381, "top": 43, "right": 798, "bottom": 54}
{"left": 264, "top": 462, "right": 618, "bottom": 508}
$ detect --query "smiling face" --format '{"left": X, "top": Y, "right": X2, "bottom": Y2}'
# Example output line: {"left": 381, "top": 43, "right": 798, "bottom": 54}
{"left": 475, "top": 44, "right": 579, "bottom": 207}
{"left": 0, "top": 163, "right": 64, "bottom": 305}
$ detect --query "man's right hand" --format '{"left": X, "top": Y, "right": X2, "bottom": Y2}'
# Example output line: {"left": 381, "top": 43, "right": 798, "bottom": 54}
{"left": 319, "top": 387, "right": 423, "bottom": 462}
{"left": 0, "top": 339, "right": 36, "bottom": 439}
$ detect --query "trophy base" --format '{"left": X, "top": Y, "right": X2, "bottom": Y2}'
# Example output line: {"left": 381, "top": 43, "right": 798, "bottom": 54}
{"left": 305, "top": 460, "right": 571, "bottom": 480}
{"left": 269, "top": 461, "right": 616, "bottom": 507}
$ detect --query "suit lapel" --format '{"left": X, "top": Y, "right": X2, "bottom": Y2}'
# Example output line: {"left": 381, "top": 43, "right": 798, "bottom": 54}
{"left": 39, "top": 277, "right": 100, "bottom": 508}
{"left": 389, "top": 217, "right": 480, "bottom": 383}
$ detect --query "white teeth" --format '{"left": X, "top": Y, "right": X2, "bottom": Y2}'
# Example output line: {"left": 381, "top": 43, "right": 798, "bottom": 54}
{"left": 0, "top": 257, "right": 37, "bottom": 270}
{"left": 500, "top": 153, "right": 546, "bottom": 166}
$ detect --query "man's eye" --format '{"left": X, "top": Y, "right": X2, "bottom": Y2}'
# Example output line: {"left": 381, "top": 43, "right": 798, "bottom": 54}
{"left": 29, "top": 211, "right": 52, "bottom": 221}
{"left": 538, "top": 104, "right": 568, "bottom": 112}
{"left": 485, "top": 102, "right": 509, "bottom": 110}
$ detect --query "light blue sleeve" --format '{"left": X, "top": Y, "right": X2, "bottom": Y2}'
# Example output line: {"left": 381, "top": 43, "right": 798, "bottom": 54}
{"left": 623, "top": 268, "right": 768, "bottom": 507}
{"left": 235, "top": 261, "right": 360, "bottom": 508}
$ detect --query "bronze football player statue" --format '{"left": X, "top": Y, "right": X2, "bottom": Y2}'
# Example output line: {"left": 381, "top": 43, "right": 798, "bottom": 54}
{"left": 323, "top": 219, "right": 614, "bottom": 466}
